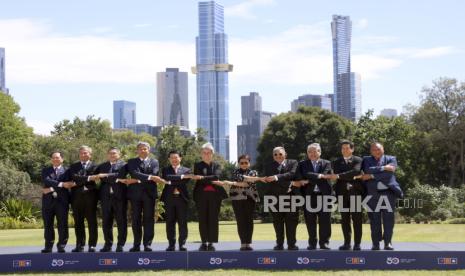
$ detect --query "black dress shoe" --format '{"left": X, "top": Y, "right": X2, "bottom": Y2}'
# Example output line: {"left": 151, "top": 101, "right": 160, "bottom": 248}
{"left": 307, "top": 245, "right": 316, "bottom": 250}
{"left": 179, "top": 245, "right": 187, "bottom": 251}
{"left": 384, "top": 243, "right": 394, "bottom": 250}
{"left": 287, "top": 245, "right": 299, "bottom": 250}
{"left": 57, "top": 246, "right": 66, "bottom": 253}
{"left": 100, "top": 246, "right": 112, "bottom": 252}
{"left": 166, "top": 245, "right": 175, "bottom": 251}
{"left": 88, "top": 246, "right": 96, "bottom": 253}
{"left": 41, "top": 248, "right": 52, "bottom": 253}
{"left": 199, "top": 244, "right": 208, "bottom": 251}
{"left": 240, "top": 246, "right": 247, "bottom": 251}
{"left": 207, "top": 244, "right": 216, "bottom": 251}
{"left": 320, "top": 244, "right": 331, "bottom": 250}
{"left": 273, "top": 244, "right": 284, "bottom": 250}
{"left": 71, "top": 246, "right": 84, "bottom": 253}
{"left": 129, "top": 246, "right": 140, "bottom": 252}
{"left": 338, "top": 244, "right": 351, "bottom": 250}
{"left": 115, "top": 245, "right": 124, "bottom": 252}
{"left": 371, "top": 244, "right": 380, "bottom": 250}
{"left": 353, "top": 244, "right": 361, "bottom": 251}
{"left": 245, "top": 246, "right": 253, "bottom": 251}
{"left": 144, "top": 246, "right": 152, "bottom": 252}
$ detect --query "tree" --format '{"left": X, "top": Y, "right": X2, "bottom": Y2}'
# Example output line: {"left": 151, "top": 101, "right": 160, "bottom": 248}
{"left": 408, "top": 78, "right": 465, "bottom": 187}
{"left": 0, "top": 160, "right": 31, "bottom": 201}
{"left": 0, "top": 93, "right": 34, "bottom": 167}
{"left": 255, "top": 106, "right": 354, "bottom": 173}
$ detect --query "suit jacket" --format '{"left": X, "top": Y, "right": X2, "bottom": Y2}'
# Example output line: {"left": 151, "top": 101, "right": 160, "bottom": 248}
{"left": 68, "top": 161, "right": 98, "bottom": 201}
{"left": 193, "top": 161, "right": 227, "bottom": 202}
{"left": 41, "top": 166, "right": 70, "bottom": 205}
{"left": 95, "top": 160, "right": 128, "bottom": 201}
{"left": 332, "top": 156, "right": 364, "bottom": 196}
{"left": 296, "top": 159, "right": 332, "bottom": 195}
{"left": 126, "top": 157, "right": 159, "bottom": 200}
{"left": 160, "top": 165, "right": 191, "bottom": 202}
{"left": 264, "top": 159, "right": 299, "bottom": 196}
{"left": 361, "top": 155, "right": 403, "bottom": 198}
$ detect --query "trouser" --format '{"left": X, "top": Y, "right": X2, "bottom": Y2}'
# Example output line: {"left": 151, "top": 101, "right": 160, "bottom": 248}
{"left": 42, "top": 198, "right": 69, "bottom": 249}
{"left": 367, "top": 190, "right": 397, "bottom": 245}
{"left": 270, "top": 201, "right": 299, "bottom": 246}
{"left": 130, "top": 194, "right": 155, "bottom": 247}
{"left": 339, "top": 194, "right": 363, "bottom": 245}
{"left": 101, "top": 196, "right": 127, "bottom": 247}
{"left": 304, "top": 193, "right": 331, "bottom": 247}
{"left": 196, "top": 192, "right": 222, "bottom": 243}
{"left": 165, "top": 195, "right": 188, "bottom": 246}
{"left": 71, "top": 192, "right": 98, "bottom": 247}
{"left": 232, "top": 198, "right": 255, "bottom": 244}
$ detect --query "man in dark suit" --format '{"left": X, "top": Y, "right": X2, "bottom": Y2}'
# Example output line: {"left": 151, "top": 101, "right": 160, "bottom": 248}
{"left": 41, "top": 151, "right": 74, "bottom": 253}
{"left": 296, "top": 143, "right": 332, "bottom": 250}
{"left": 126, "top": 141, "right": 160, "bottom": 252}
{"left": 67, "top": 145, "right": 99, "bottom": 252}
{"left": 360, "top": 142, "right": 403, "bottom": 250}
{"left": 160, "top": 150, "right": 193, "bottom": 251}
{"left": 263, "top": 146, "right": 299, "bottom": 251}
{"left": 94, "top": 147, "right": 136, "bottom": 252}
{"left": 329, "top": 140, "right": 364, "bottom": 251}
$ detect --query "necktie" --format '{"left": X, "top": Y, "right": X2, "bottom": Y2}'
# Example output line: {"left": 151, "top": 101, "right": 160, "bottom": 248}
{"left": 313, "top": 161, "right": 318, "bottom": 172}
{"left": 110, "top": 163, "right": 116, "bottom": 173}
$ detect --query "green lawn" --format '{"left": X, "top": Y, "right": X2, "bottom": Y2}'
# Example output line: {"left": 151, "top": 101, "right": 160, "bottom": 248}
{"left": 1, "top": 222, "right": 465, "bottom": 247}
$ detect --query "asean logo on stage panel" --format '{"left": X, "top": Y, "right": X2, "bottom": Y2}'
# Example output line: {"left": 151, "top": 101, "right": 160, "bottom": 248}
{"left": 12, "top": 260, "right": 31, "bottom": 268}
{"left": 257, "top": 257, "right": 277, "bottom": 265}
{"left": 99, "top": 258, "right": 117, "bottom": 266}
{"left": 437, "top": 257, "right": 458, "bottom": 265}
{"left": 346, "top": 257, "right": 366, "bottom": 265}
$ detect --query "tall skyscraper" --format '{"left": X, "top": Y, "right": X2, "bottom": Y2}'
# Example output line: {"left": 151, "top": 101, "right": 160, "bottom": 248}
{"left": 0, "top": 47, "right": 8, "bottom": 94}
{"left": 237, "top": 92, "right": 275, "bottom": 164}
{"left": 113, "top": 100, "right": 136, "bottom": 129}
{"left": 157, "top": 68, "right": 189, "bottom": 128}
{"left": 291, "top": 94, "right": 333, "bottom": 112}
{"left": 193, "top": 1, "right": 233, "bottom": 160}
{"left": 331, "top": 15, "right": 361, "bottom": 121}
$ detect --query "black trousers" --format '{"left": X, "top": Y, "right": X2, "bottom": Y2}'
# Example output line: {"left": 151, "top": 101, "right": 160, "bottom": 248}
{"left": 165, "top": 196, "right": 188, "bottom": 246}
{"left": 304, "top": 194, "right": 331, "bottom": 247}
{"left": 232, "top": 198, "right": 255, "bottom": 244}
{"left": 101, "top": 196, "right": 127, "bottom": 247}
{"left": 130, "top": 193, "right": 155, "bottom": 247}
{"left": 42, "top": 198, "right": 69, "bottom": 248}
{"left": 339, "top": 194, "right": 363, "bottom": 245}
{"left": 196, "top": 192, "right": 222, "bottom": 243}
{"left": 270, "top": 194, "right": 299, "bottom": 246}
{"left": 71, "top": 191, "right": 98, "bottom": 247}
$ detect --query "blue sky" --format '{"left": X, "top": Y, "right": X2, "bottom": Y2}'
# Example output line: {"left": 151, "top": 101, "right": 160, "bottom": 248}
{"left": 1, "top": 0, "right": 464, "bottom": 161}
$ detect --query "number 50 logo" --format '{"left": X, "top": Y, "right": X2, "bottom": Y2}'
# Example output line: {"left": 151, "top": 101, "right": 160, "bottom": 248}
{"left": 386, "top": 257, "right": 400, "bottom": 265}
{"left": 209, "top": 257, "right": 222, "bottom": 265}
{"left": 137, "top": 258, "right": 150, "bottom": 265}
{"left": 51, "top": 259, "right": 64, "bottom": 267}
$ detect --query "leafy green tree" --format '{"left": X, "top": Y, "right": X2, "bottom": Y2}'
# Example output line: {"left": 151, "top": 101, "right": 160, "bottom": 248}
{"left": 255, "top": 106, "right": 354, "bottom": 173}
{"left": 0, "top": 160, "right": 31, "bottom": 201}
{"left": 0, "top": 93, "right": 34, "bottom": 167}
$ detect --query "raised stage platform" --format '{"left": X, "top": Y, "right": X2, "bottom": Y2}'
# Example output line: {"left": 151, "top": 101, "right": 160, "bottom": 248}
{"left": 1, "top": 241, "right": 464, "bottom": 272}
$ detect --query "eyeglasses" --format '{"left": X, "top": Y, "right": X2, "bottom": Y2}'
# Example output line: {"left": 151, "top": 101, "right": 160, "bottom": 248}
{"left": 274, "top": 153, "right": 284, "bottom": 156}
{"left": 239, "top": 161, "right": 249, "bottom": 165}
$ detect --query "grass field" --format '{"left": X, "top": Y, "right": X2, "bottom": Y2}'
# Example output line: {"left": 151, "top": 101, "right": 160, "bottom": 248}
{"left": 1, "top": 222, "right": 465, "bottom": 246}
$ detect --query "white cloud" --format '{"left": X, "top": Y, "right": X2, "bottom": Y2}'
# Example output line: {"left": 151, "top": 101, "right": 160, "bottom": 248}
{"left": 410, "top": 46, "right": 456, "bottom": 59}
{"left": 354, "top": 18, "right": 369, "bottom": 29}
{"left": 133, "top": 23, "right": 152, "bottom": 28}
{"left": 225, "top": 0, "right": 276, "bottom": 19}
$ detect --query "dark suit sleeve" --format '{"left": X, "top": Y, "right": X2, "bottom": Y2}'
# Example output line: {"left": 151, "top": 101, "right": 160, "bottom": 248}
{"left": 275, "top": 160, "right": 297, "bottom": 181}
{"left": 203, "top": 163, "right": 221, "bottom": 181}
{"left": 71, "top": 164, "right": 95, "bottom": 187}
{"left": 164, "top": 168, "right": 191, "bottom": 181}
{"left": 41, "top": 168, "right": 60, "bottom": 188}
{"left": 128, "top": 160, "right": 151, "bottom": 181}
{"left": 337, "top": 158, "right": 362, "bottom": 180}
{"left": 106, "top": 163, "right": 127, "bottom": 183}
{"left": 364, "top": 156, "right": 398, "bottom": 174}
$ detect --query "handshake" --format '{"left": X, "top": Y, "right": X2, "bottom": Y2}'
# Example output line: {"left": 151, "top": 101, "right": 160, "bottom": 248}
{"left": 42, "top": 181, "right": 76, "bottom": 195}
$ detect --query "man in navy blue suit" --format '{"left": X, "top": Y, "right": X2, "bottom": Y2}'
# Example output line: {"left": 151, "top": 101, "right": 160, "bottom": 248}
{"left": 360, "top": 142, "right": 403, "bottom": 250}
{"left": 41, "top": 151, "right": 74, "bottom": 253}
{"left": 126, "top": 141, "right": 160, "bottom": 252}
{"left": 296, "top": 143, "right": 333, "bottom": 250}
{"left": 160, "top": 150, "right": 193, "bottom": 251}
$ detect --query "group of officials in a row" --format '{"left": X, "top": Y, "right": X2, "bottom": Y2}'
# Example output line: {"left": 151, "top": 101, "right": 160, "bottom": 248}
{"left": 41, "top": 140, "right": 402, "bottom": 253}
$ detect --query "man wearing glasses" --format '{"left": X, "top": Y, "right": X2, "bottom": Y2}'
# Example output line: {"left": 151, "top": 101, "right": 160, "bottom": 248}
{"left": 263, "top": 146, "right": 299, "bottom": 251}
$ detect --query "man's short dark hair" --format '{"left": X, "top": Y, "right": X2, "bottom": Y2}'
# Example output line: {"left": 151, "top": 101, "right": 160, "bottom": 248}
{"left": 50, "top": 151, "right": 63, "bottom": 158}
{"left": 168, "top": 150, "right": 182, "bottom": 158}
{"left": 340, "top": 140, "right": 354, "bottom": 149}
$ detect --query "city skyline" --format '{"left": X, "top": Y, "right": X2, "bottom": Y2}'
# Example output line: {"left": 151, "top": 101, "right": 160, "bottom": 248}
{"left": 1, "top": 0, "right": 464, "bottom": 161}
{"left": 157, "top": 68, "right": 189, "bottom": 128}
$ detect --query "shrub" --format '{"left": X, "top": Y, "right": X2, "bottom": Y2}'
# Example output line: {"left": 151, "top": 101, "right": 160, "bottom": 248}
{"left": 0, "top": 198, "right": 40, "bottom": 223}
